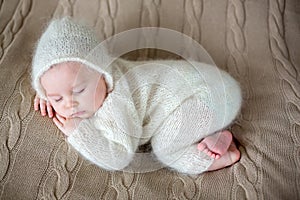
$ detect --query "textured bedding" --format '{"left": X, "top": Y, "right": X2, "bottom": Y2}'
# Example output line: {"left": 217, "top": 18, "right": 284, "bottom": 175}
{"left": 0, "top": 0, "right": 299, "bottom": 199}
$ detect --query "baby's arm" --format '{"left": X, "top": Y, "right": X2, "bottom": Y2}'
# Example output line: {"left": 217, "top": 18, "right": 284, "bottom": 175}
{"left": 67, "top": 117, "right": 140, "bottom": 171}
{"left": 67, "top": 93, "right": 142, "bottom": 171}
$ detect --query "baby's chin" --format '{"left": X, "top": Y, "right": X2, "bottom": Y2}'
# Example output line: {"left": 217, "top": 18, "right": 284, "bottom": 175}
{"left": 78, "top": 111, "right": 95, "bottom": 118}
{"left": 60, "top": 111, "right": 94, "bottom": 119}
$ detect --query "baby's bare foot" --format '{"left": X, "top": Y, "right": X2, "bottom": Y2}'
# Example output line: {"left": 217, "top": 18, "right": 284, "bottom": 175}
{"left": 197, "top": 130, "right": 233, "bottom": 159}
{"left": 207, "top": 142, "right": 240, "bottom": 171}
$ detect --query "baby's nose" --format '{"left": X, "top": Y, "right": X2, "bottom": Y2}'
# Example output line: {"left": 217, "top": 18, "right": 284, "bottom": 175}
{"left": 65, "top": 98, "right": 79, "bottom": 108}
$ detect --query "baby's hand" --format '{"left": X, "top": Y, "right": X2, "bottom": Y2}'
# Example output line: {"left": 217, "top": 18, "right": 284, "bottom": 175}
{"left": 53, "top": 113, "right": 82, "bottom": 137}
{"left": 34, "top": 94, "right": 54, "bottom": 118}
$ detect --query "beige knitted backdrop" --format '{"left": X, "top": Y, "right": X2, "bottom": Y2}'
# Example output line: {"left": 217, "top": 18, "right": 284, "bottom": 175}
{"left": 0, "top": 0, "right": 299, "bottom": 199}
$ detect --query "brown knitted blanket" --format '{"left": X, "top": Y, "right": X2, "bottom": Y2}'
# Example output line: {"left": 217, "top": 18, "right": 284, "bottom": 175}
{"left": 0, "top": 0, "right": 299, "bottom": 199}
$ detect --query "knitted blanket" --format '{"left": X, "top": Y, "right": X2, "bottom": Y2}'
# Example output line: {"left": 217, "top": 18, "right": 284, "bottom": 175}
{"left": 0, "top": 0, "right": 299, "bottom": 199}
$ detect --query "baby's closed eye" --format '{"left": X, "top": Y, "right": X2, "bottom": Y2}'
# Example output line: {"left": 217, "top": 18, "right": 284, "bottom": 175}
{"left": 73, "top": 88, "right": 85, "bottom": 94}
{"left": 55, "top": 97, "right": 63, "bottom": 102}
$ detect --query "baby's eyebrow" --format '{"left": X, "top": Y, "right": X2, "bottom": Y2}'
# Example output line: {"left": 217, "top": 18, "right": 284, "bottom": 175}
{"left": 72, "top": 81, "right": 86, "bottom": 89}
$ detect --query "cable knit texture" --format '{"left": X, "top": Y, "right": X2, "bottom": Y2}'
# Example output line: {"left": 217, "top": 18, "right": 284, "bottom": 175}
{"left": 1, "top": 1, "right": 300, "bottom": 199}
{"left": 68, "top": 58, "right": 242, "bottom": 174}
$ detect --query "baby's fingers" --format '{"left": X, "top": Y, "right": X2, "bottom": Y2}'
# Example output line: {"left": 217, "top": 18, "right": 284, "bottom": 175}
{"left": 53, "top": 117, "right": 65, "bottom": 133}
{"left": 46, "top": 101, "right": 54, "bottom": 118}
{"left": 55, "top": 114, "right": 66, "bottom": 124}
{"left": 40, "top": 99, "right": 47, "bottom": 116}
{"left": 53, "top": 115, "right": 70, "bottom": 137}
{"left": 34, "top": 95, "right": 47, "bottom": 117}
{"left": 53, "top": 117, "right": 62, "bottom": 127}
{"left": 34, "top": 95, "right": 40, "bottom": 111}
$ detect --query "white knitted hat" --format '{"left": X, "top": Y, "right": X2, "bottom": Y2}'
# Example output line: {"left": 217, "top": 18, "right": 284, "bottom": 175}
{"left": 32, "top": 17, "right": 113, "bottom": 100}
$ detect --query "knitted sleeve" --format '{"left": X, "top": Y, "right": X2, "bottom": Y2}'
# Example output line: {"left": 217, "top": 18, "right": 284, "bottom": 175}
{"left": 67, "top": 92, "right": 142, "bottom": 171}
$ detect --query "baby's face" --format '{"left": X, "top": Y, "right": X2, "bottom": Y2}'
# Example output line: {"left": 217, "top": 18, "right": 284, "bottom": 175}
{"left": 41, "top": 61, "right": 107, "bottom": 119}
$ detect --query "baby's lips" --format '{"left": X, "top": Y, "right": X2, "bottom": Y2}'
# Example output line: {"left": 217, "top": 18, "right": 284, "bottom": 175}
{"left": 70, "top": 111, "right": 85, "bottom": 118}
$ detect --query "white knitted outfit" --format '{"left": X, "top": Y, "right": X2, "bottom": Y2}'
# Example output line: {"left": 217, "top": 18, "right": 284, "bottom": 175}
{"left": 68, "top": 58, "right": 242, "bottom": 174}
{"left": 32, "top": 17, "right": 242, "bottom": 174}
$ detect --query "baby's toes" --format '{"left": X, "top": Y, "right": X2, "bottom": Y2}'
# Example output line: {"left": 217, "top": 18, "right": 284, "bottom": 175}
{"left": 210, "top": 153, "right": 216, "bottom": 159}
{"left": 197, "top": 142, "right": 207, "bottom": 152}
{"left": 203, "top": 149, "right": 210, "bottom": 154}
{"left": 207, "top": 151, "right": 213, "bottom": 157}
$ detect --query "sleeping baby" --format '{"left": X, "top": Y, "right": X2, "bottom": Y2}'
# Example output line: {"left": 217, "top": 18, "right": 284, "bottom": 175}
{"left": 32, "top": 17, "right": 241, "bottom": 174}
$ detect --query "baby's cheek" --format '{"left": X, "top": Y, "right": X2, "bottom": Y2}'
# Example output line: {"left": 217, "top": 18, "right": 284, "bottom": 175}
{"left": 77, "top": 92, "right": 93, "bottom": 110}
{"left": 91, "top": 93, "right": 103, "bottom": 111}
{"left": 91, "top": 94, "right": 100, "bottom": 110}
